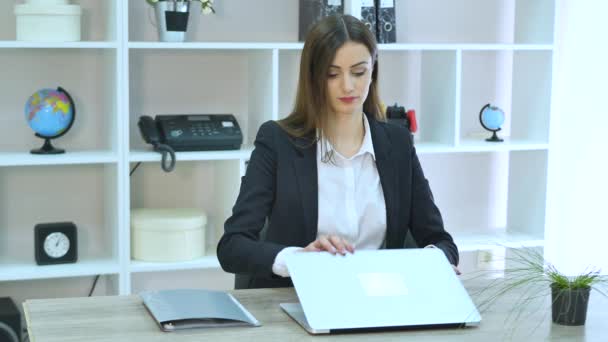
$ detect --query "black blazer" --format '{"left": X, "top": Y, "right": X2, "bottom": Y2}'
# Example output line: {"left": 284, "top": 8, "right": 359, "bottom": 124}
{"left": 217, "top": 115, "right": 458, "bottom": 289}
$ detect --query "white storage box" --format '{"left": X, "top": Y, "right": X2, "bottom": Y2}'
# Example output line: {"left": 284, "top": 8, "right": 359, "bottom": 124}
{"left": 131, "top": 208, "right": 207, "bottom": 262}
{"left": 14, "top": 0, "right": 82, "bottom": 42}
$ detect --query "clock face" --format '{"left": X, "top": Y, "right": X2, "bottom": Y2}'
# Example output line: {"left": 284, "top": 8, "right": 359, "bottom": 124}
{"left": 43, "top": 232, "right": 70, "bottom": 258}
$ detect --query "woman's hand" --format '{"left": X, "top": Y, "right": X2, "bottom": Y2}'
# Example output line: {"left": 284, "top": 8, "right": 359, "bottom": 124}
{"left": 302, "top": 235, "right": 355, "bottom": 255}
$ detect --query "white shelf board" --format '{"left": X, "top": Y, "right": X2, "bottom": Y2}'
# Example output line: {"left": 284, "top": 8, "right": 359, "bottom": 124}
{"left": 379, "top": 43, "right": 554, "bottom": 51}
{"left": 0, "top": 41, "right": 118, "bottom": 49}
{"left": 128, "top": 42, "right": 303, "bottom": 50}
{"left": 414, "top": 140, "right": 549, "bottom": 154}
{"left": 129, "top": 147, "right": 253, "bottom": 163}
{"left": 127, "top": 42, "right": 553, "bottom": 52}
{"left": 456, "top": 138, "right": 549, "bottom": 152}
{"left": 453, "top": 229, "right": 544, "bottom": 252}
{"left": 0, "top": 151, "right": 118, "bottom": 167}
{"left": 0, "top": 258, "right": 120, "bottom": 281}
{"left": 129, "top": 256, "right": 220, "bottom": 273}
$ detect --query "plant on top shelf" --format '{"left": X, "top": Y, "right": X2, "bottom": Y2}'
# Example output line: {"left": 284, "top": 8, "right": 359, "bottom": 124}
{"left": 146, "top": 0, "right": 215, "bottom": 15}
{"left": 471, "top": 247, "right": 608, "bottom": 328}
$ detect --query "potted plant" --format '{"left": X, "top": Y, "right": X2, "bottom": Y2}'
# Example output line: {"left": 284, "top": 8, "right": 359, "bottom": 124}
{"left": 145, "top": 0, "right": 215, "bottom": 42}
{"left": 472, "top": 247, "right": 608, "bottom": 327}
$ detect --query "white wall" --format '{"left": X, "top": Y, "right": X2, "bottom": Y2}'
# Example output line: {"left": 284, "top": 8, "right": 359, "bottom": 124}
{"left": 545, "top": 0, "right": 608, "bottom": 275}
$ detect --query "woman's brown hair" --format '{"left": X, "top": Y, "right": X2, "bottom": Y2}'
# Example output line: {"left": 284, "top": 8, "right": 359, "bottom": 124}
{"left": 277, "top": 14, "right": 384, "bottom": 141}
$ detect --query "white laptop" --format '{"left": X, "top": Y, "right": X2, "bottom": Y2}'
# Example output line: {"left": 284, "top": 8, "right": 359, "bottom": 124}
{"left": 281, "top": 248, "right": 481, "bottom": 334}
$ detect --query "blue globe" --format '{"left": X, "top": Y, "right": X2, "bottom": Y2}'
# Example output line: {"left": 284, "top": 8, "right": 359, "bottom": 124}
{"left": 480, "top": 106, "right": 505, "bottom": 130}
{"left": 25, "top": 88, "right": 74, "bottom": 138}
{"left": 24, "top": 87, "right": 76, "bottom": 154}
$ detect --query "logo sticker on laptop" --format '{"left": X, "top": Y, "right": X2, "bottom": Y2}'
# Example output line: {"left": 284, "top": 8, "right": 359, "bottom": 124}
{"left": 357, "top": 273, "right": 408, "bottom": 297}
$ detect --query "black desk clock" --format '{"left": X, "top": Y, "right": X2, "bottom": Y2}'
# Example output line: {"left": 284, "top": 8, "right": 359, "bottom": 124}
{"left": 34, "top": 222, "right": 78, "bottom": 265}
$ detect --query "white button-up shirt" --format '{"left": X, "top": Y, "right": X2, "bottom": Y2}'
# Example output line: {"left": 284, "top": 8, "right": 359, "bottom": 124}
{"left": 272, "top": 114, "right": 387, "bottom": 277}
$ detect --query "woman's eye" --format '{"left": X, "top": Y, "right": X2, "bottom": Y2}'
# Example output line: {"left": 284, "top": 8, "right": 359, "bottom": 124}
{"left": 327, "top": 74, "right": 338, "bottom": 78}
{"left": 353, "top": 70, "right": 366, "bottom": 76}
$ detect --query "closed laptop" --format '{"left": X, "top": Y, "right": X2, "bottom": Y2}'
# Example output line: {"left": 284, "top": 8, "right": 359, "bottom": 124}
{"left": 281, "top": 248, "right": 481, "bottom": 334}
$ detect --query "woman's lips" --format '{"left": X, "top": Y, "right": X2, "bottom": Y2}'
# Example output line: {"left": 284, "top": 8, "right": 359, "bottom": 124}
{"left": 339, "top": 96, "right": 358, "bottom": 104}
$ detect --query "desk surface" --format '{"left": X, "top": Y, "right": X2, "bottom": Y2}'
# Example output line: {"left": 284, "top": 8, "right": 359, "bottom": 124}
{"left": 23, "top": 279, "right": 608, "bottom": 342}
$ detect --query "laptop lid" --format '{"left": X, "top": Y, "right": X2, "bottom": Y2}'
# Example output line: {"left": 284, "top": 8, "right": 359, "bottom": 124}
{"left": 283, "top": 248, "right": 481, "bottom": 332}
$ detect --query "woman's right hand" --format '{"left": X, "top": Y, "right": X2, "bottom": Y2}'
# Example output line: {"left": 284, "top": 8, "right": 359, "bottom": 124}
{"left": 302, "top": 235, "right": 355, "bottom": 255}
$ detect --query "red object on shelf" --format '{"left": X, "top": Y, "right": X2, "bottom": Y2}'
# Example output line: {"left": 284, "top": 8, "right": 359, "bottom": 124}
{"left": 406, "top": 109, "right": 417, "bottom": 133}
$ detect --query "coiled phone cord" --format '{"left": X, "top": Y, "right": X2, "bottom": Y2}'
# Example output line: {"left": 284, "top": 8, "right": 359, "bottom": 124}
{"left": 153, "top": 143, "right": 176, "bottom": 172}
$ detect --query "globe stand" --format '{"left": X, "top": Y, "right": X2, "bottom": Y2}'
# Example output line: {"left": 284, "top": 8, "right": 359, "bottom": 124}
{"left": 486, "top": 130, "right": 504, "bottom": 142}
{"left": 31, "top": 138, "right": 65, "bottom": 154}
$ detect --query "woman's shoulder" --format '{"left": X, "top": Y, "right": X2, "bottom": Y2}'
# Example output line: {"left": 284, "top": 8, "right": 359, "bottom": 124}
{"left": 256, "top": 120, "right": 288, "bottom": 140}
{"left": 370, "top": 117, "right": 413, "bottom": 141}
{"left": 255, "top": 120, "right": 308, "bottom": 150}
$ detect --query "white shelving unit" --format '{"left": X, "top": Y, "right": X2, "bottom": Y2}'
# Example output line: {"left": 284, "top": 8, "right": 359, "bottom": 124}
{"left": 0, "top": 0, "right": 556, "bottom": 298}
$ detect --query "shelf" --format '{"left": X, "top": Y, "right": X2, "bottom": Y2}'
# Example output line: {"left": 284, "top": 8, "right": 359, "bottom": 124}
{"left": 129, "top": 147, "right": 253, "bottom": 163}
{"left": 0, "top": 41, "right": 118, "bottom": 49}
{"left": 129, "top": 256, "right": 220, "bottom": 273}
{"left": 0, "top": 258, "right": 120, "bottom": 282}
{"left": 129, "top": 42, "right": 300, "bottom": 50}
{"left": 0, "top": 0, "right": 555, "bottom": 296}
{"left": 456, "top": 139, "right": 549, "bottom": 152}
{"left": 0, "top": 151, "right": 118, "bottom": 167}
{"left": 453, "top": 229, "right": 544, "bottom": 252}
{"left": 128, "top": 42, "right": 553, "bottom": 52}
{"left": 379, "top": 43, "right": 554, "bottom": 51}
{"left": 413, "top": 140, "right": 548, "bottom": 154}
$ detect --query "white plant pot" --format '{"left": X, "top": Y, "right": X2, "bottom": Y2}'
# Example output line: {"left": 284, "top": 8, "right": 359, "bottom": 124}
{"left": 14, "top": 1, "right": 82, "bottom": 42}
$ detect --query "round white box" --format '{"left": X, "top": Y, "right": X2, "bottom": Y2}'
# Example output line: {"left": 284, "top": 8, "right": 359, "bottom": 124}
{"left": 14, "top": 2, "right": 82, "bottom": 42}
{"left": 131, "top": 208, "right": 207, "bottom": 262}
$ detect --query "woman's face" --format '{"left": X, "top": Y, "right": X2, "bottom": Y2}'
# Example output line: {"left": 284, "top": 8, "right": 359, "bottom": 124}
{"left": 326, "top": 41, "right": 373, "bottom": 117}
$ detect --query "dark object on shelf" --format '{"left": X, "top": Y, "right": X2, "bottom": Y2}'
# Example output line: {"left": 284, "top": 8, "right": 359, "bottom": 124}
{"left": 299, "top": 0, "right": 344, "bottom": 41}
{"left": 0, "top": 297, "right": 21, "bottom": 342}
{"left": 551, "top": 285, "right": 590, "bottom": 326}
{"left": 360, "top": 0, "right": 377, "bottom": 36}
{"left": 34, "top": 222, "right": 78, "bottom": 266}
{"left": 138, "top": 114, "right": 243, "bottom": 172}
{"left": 479, "top": 103, "right": 505, "bottom": 142}
{"left": 139, "top": 114, "right": 243, "bottom": 152}
{"left": 376, "top": 0, "right": 396, "bottom": 43}
{"left": 386, "top": 103, "right": 417, "bottom": 133}
{"left": 24, "top": 86, "right": 76, "bottom": 155}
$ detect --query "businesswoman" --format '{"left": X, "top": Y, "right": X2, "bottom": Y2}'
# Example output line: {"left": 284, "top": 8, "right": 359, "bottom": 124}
{"left": 217, "top": 14, "right": 458, "bottom": 289}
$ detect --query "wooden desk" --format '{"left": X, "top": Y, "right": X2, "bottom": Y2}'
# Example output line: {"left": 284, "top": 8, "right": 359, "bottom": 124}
{"left": 23, "top": 280, "right": 608, "bottom": 341}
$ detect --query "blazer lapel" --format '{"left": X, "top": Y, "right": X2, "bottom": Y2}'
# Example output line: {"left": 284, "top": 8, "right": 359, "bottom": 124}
{"left": 292, "top": 137, "right": 318, "bottom": 244}
{"left": 368, "top": 118, "right": 399, "bottom": 248}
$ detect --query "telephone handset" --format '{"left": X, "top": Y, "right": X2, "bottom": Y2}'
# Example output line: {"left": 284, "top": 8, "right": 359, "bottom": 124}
{"left": 138, "top": 115, "right": 176, "bottom": 172}
{"left": 138, "top": 115, "right": 161, "bottom": 145}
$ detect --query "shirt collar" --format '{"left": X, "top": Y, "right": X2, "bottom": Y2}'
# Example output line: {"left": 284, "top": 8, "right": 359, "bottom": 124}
{"left": 317, "top": 114, "right": 376, "bottom": 161}
{"left": 360, "top": 114, "right": 376, "bottom": 160}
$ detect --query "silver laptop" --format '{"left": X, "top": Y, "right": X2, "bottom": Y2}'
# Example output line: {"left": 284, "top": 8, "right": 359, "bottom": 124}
{"left": 281, "top": 248, "right": 481, "bottom": 334}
